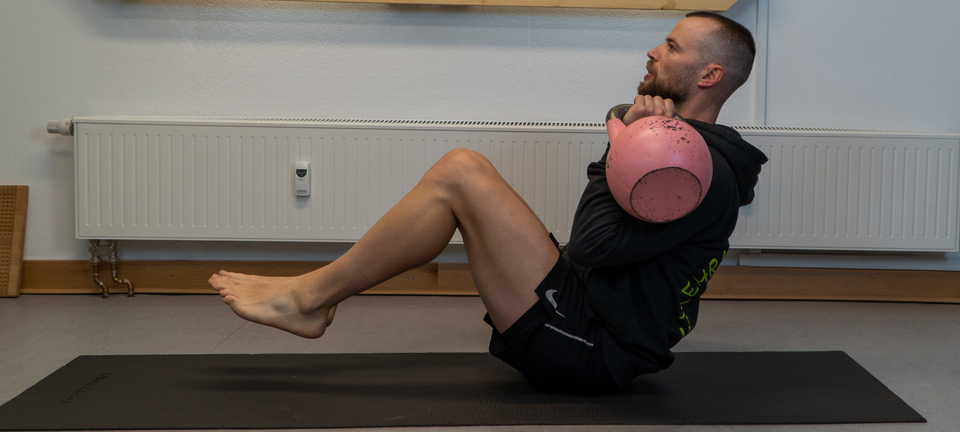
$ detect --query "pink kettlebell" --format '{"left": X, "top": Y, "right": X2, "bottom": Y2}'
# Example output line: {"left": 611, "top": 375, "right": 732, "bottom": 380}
{"left": 605, "top": 106, "right": 712, "bottom": 223}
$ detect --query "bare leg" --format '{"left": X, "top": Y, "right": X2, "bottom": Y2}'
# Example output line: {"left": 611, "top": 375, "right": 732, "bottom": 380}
{"left": 209, "top": 149, "right": 559, "bottom": 337}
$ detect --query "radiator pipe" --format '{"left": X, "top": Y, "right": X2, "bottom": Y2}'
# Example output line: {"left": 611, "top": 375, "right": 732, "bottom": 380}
{"left": 88, "top": 240, "right": 135, "bottom": 298}
{"left": 109, "top": 254, "right": 134, "bottom": 297}
{"left": 90, "top": 257, "right": 110, "bottom": 298}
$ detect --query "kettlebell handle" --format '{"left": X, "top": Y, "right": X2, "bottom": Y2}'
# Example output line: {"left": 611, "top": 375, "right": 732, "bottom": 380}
{"left": 606, "top": 104, "right": 633, "bottom": 123}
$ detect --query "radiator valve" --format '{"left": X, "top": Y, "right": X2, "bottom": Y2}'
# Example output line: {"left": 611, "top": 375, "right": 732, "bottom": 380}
{"left": 46, "top": 118, "right": 74, "bottom": 136}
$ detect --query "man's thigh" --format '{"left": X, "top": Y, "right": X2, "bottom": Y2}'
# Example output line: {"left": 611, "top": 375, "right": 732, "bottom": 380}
{"left": 439, "top": 149, "right": 560, "bottom": 332}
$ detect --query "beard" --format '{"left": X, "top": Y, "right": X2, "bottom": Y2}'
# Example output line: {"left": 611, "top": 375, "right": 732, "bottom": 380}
{"left": 636, "top": 63, "right": 697, "bottom": 106}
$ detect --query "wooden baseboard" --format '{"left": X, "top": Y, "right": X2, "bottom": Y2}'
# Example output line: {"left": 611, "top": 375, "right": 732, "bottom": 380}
{"left": 20, "top": 260, "right": 450, "bottom": 296}
{"left": 705, "top": 266, "right": 960, "bottom": 303}
{"left": 18, "top": 260, "right": 960, "bottom": 303}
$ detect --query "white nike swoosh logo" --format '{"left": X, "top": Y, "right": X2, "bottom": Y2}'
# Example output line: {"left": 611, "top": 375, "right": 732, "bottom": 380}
{"left": 545, "top": 289, "right": 565, "bottom": 318}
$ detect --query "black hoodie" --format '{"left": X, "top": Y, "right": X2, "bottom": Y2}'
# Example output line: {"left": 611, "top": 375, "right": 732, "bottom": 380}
{"left": 563, "top": 119, "right": 768, "bottom": 376}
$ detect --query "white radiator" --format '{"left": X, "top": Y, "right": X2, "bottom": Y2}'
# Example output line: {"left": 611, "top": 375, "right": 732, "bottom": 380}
{"left": 55, "top": 117, "right": 960, "bottom": 252}
{"left": 734, "top": 127, "right": 960, "bottom": 252}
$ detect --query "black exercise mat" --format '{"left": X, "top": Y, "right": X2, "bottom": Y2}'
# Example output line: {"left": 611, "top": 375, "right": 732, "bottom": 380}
{"left": 0, "top": 351, "right": 924, "bottom": 430}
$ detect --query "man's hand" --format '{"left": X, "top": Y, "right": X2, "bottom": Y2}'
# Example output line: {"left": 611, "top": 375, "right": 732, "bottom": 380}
{"left": 622, "top": 95, "right": 676, "bottom": 125}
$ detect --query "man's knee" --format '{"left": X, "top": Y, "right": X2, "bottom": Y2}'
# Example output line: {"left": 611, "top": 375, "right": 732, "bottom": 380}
{"left": 427, "top": 148, "right": 498, "bottom": 183}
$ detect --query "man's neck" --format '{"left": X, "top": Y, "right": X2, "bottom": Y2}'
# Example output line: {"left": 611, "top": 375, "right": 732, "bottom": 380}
{"left": 674, "top": 90, "right": 727, "bottom": 124}
{"left": 676, "top": 100, "right": 721, "bottom": 124}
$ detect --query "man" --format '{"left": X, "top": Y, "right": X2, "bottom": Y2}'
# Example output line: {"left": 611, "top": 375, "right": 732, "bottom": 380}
{"left": 209, "top": 11, "right": 768, "bottom": 395}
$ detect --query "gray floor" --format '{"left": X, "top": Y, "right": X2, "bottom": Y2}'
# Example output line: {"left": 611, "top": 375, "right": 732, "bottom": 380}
{"left": 1, "top": 294, "right": 958, "bottom": 432}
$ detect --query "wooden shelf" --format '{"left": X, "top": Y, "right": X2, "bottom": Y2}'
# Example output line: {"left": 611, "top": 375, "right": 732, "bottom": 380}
{"left": 277, "top": 0, "right": 739, "bottom": 11}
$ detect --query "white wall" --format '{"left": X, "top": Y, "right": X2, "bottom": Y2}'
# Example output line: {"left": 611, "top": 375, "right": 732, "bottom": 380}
{"left": 1, "top": 0, "right": 958, "bottom": 269}
{"left": 763, "top": 1, "right": 960, "bottom": 132}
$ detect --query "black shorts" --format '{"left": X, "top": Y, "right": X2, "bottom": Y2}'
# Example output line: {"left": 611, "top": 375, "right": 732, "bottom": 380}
{"left": 484, "top": 234, "right": 642, "bottom": 395}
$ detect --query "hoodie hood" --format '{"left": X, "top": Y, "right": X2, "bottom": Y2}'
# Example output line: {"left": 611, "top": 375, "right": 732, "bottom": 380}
{"left": 685, "top": 119, "right": 768, "bottom": 206}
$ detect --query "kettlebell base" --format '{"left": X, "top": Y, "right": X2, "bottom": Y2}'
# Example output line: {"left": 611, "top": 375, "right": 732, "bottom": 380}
{"left": 631, "top": 167, "right": 703, "bottom": 223}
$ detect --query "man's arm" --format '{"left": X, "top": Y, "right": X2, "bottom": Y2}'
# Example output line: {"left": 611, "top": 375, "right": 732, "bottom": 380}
{"left": 565, "top": 151, "right": 714, "bottom": 268}
{"left": 566, "top": 96, "right": 696, "bottom": 267}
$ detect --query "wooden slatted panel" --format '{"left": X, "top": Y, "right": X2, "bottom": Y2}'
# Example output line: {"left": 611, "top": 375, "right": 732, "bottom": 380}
{"left": 0, "top": 186, "right": 28, "bottom": 298}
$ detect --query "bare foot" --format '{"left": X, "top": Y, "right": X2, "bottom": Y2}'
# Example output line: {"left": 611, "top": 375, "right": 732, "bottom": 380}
{"left": 209, "top": 270, "right": 337, "bottom": 338}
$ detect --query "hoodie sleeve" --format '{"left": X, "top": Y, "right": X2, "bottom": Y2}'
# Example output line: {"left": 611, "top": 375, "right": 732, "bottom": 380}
{"left": 566, "top": 145, "right": 728, "bottom": 268}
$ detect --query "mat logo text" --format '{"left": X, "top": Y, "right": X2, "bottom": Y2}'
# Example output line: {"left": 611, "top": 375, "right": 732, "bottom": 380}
{"left": 60, "top": 372, "right": 112, "bottom": 404}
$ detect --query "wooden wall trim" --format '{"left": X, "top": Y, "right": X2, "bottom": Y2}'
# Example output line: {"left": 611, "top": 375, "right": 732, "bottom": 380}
{"left": 20, "top": 260, "right": 442, "bottom": 296}
{"left": 704, "top": 266, "right": 960, "bottom": 303}
{"left": 280, "top": 0, "right": 738, "bottom": 11}
{"left": 18, "top": 260, "right": 960, "bottom": 303}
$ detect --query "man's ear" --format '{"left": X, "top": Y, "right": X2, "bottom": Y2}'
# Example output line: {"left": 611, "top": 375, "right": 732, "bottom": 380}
{"left": 698, "top": 64, "right": 724, "bottom": 88}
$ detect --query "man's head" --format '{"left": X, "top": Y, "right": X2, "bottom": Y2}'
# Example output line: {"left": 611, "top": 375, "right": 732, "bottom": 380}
{"left": 637, "top": 12, "right": 756, "bottom": 111}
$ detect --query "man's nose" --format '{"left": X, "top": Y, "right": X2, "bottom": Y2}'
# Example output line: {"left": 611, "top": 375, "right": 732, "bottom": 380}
{"left": 646, "top": 46, "right": 659, "bottom": 61}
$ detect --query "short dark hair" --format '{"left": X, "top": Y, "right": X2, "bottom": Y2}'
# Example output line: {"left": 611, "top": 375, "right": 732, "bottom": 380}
{"left": 685, "top": 11, "right": 756, "bottom": 92}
